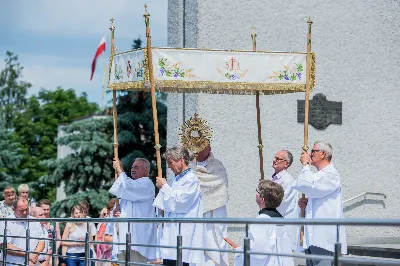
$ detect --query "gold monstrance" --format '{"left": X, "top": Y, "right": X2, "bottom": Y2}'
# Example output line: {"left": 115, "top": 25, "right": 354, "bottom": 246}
{"left": 179, "top": 113, "right": 213, "bottom": 158}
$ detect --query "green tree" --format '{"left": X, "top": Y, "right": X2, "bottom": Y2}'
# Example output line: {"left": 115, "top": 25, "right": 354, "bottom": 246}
{"left": 132, "top": 38, "right": 143, "bottom": 50}
{"left": 40, "top": 117, "right": 113, "bottom": 218}
{"left": 0, "top": 51, "right": 32, "bottom": 129}
{"left": 0, "top": 118, "right": 26, "bottom": 191}
{"left": 13, "top": 88, "right": 98, "bottom": 200}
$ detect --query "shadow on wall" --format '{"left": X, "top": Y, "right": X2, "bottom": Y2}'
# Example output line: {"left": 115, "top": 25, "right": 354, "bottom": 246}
{"left": 344, "top": 199, "right": 386, "bottom": 213}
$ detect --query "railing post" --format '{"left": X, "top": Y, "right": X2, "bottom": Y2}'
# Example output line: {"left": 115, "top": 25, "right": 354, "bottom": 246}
{"left": 176, "top": 223, "right": 182, "bottom": 266}
{"left": 2, "top": 221, "right": 7, "bottom": 265}
{"left": 51, "top": 221, "right": 57, "bottom": 266}
{"left": 244, "top": 223, "right": 250, "bottom": 266}
{"left": 25, "top": 223, "right": 30, "bottom": 266}
{"left": 84, "top": 226, "right": 89, "bottom": 266}
{"left": 334, "top": 225, "right": 341, "bottom": 266}
{"left": 125, "top": 232, "right": 130, "bottom": 266}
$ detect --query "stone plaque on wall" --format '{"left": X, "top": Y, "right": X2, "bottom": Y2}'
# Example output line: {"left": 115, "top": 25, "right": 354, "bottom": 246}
{"left": 298, "top": 93, "right": 342, "bottom": 130}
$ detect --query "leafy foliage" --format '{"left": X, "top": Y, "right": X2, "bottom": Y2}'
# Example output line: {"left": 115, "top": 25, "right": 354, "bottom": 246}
{"left": 0, "top": 51, "right": 31, "bottom": 129}
{"left": 41, "top": 117, "right": 113, "bottom": 218}
{"left": 13, "top": 88, "right": 98, "bottom": 200}
{"left": 0, "top": 118, "right": 26, "bottom": 191}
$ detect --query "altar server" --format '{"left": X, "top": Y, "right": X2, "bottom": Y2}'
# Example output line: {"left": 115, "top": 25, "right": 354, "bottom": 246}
{"left": 271, "top": 150, "right": 299, "bottom": 250}
{"left": 292, "top": 141, "right": 347, "bottom": 266}
{"left": 234, "top": 180, "right": 294, "bottom": 266}
{"left": 153, "top": 146, "right": 204, "bottom": 266}
{"left": 110, "top": 157, "right": 156, "bottom": 263}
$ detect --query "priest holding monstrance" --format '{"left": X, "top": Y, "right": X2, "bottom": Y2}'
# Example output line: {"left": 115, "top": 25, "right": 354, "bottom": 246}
{"left": 181, "top": 114, "right": 230, "bottom": 266}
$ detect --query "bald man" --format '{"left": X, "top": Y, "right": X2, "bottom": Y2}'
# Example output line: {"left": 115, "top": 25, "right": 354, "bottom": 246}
{"left": 31, "top": 207, "right": 51, "bottom": 266}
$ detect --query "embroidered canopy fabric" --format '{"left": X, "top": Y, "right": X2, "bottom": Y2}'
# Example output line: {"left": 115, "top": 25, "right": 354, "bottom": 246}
{"left": 108, "top": 48, "right": 316, "bottom": 95}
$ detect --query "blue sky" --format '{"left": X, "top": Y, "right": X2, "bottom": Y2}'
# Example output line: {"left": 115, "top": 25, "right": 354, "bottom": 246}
{"left": 0, "top": 0, "right": 168, "bottom": 108}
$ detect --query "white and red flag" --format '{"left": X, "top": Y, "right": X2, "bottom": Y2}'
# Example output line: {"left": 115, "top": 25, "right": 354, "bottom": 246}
{"left": 90, "top": 35, "right": 106, "bottom": 80}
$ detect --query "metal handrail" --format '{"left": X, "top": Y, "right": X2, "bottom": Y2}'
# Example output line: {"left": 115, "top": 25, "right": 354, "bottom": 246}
{"left": 343, "top": 192, "right": 386, "bottom": 204}
{"left": 1, "top": 217, "right": 400, "bottom": 266}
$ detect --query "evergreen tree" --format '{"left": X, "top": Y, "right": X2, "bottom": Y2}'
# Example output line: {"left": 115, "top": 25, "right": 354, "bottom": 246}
{"left": 13, "top": 88, "right": 98, "bottom": 201}
{"left": 132, "top": 38, "right": 143, "bottom": 50}
{"left": 40, "top": 117, "right": 113, "bottom": 218}
{"left": 0, "top": 51, "right": 31, "bottom": 129}
{"left": 0, "top": 118, "right": 26, "bottom": 191}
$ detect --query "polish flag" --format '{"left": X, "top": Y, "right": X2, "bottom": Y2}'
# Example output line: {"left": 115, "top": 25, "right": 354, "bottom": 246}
{"left": 90, "top": 35, "right": 106, "bottom": 80}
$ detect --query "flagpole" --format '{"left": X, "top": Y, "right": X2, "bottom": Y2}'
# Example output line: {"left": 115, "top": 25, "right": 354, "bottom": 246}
{"left": 109, "top": 18, "right": 119, "bottom": 165}
{"left": 144, "top": 4, "right": 163, "bottom": 179}
{"left": 300, "top": 17, "right": 313, "bottom": 246}
{"left": 251, "top": 26, "right": 265, "bottom": 180}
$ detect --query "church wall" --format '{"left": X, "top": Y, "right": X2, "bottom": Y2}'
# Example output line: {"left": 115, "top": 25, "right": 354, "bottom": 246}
{"left": 167, "top": 0, "right": 400, "bottom": 245}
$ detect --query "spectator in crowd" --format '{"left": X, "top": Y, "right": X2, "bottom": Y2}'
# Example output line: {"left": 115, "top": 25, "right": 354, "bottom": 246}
{"left": 79, "top": 200, "right": 96, "bottom": 266}
{"left": 38, "top": 199, "right": 62, "bottom": 266}
{"left": 61, "top": 205, "right": 92, "bottom": 266}
{"left": 18, "top": 184, "right": 37, "bottom": 208}
{"left": 0, "top": 197, "right": 45, "bottom": 266}
{"left": 95, "top": 208, "right": 111, "bottom": 266}
{"left": 31, "top": 206, "right": 51, "bottom": 266}
{"left": 0, "top": 186, "right": 16, "bottom": 218}
{"left": 103, "top": 199, "right": 119, "bottom": 265}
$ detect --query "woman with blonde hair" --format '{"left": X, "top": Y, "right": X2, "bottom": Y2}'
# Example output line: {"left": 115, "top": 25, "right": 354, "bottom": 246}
{"left": 61, "top": 205, "right": 92, "bottom": 266}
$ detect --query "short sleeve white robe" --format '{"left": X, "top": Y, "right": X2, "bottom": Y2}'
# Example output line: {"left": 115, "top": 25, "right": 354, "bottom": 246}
{"left": 109, "top": 173, "right": 157, "bottom": 260}
{"left": 291, "top": 164, "right": 347, "bottom": 254}
{"left": 153, "top": 169, "right": 204, "bottom": 264}
{"left": 234, "top": 210, "right": 294, "bottom": 266}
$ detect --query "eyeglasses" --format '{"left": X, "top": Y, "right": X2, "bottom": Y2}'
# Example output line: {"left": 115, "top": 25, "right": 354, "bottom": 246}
{"left": 256, "top": 189, "right": 261, "bottom": 195}
{"left": 102, "top": 213, "right": 109, "bottom": 216}
{"left": 311, "top": 149, "right": 322, "bottom": 154}
{"left": 274, "top": 157, "right": 287, "bottom": 162}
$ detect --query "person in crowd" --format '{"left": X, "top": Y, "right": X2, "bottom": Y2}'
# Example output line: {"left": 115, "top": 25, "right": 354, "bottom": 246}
{"left": 0, "top": 197, "right": 45, "bottom": 266}
{"left": 31, "top": 206, "right": 51, "bottom": 266}
{"left": 233, "top": 180, "right": 294, "bottom": 266}
{"left": 95, "top": 207, "right": 112, "bottom": 266}
{"left": 292, "top": 141, "right": 347, "bottom": 266}
{"left": 0, "top": 186, "right": 16, "bottom": 218}
{"left": 38, "top": 199, "right": 62, "bottom": 266}
{"left": 17, "top": 184, "right": 37, "bottom": 208}
{"left": 61, "top": 205, "right": 92, "bottom": 266}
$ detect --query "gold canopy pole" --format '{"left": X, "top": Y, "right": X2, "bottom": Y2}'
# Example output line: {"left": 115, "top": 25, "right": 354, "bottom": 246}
{"left": 300, "top": 18, "right": 313, "bottom": 246}
{"left": 251, "top": 26, "right": 265, "bottom": 180}
{"left": 144, "top": 5, "right": 163, "bottom": 179}
{"left": 109, "top": 18, "right": 119, "bottom": 175}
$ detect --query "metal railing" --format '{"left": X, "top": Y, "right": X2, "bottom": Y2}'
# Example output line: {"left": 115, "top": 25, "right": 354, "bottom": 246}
{"left": 343, "top": 192, "right": 387, "bottom": 204}
{"left": 1, "top": 217, "right": 400, "bottom": 266}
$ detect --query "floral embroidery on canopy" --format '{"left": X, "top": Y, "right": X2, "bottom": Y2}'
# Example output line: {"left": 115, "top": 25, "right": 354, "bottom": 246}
{"left": 114, "top": 62, "right": 123, "bottom": 80}
{"left": 134, "top": 60, "right": 145, "bottom": 79}
{"left": 217, "top": 57, "right": 248, "bottom": 81}
{"left": 270, "top": 63, "right": 304, "bottom": 81}
{"left": 158, "top": 58, "right": 194, "bottom": 79}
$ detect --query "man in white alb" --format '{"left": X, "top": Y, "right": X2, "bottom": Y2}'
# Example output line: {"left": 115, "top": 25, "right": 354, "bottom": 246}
{"left": 192, "top": 143, "right": 229, "bottom": 266}
{"left": 292, "top": 141, "right": 347, "bottom": 266}
{"left": 233, "top": 180, "right": 294, "bottom": 266}
{"left": 110, "top": 157, "right": 157, "bottom": 263}
{"left": 271, "top": 150, "right": 299, "bottom": 250}
{"left": 153, "top": 146, "right": 204, "bottom": 266}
